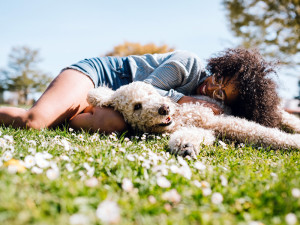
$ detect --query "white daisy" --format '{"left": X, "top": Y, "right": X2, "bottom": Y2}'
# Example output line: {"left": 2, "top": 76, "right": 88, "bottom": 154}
{"left": 96, "top": 199, "right": 121, "bottom": 224}
{"left": 122, "top": 178, "right": 134, "bottom": 192}
{"left": 162, "top": 189, "right": 181, "bottom": 204}
{"left": 291, "top": 188, "right": 300, "bottom": 198}
{"left": 69, "top": 213, "right": 90, "bottom": 225}
{"left": 2, "top": 151, "right": 12, "bottom": 161}
{"left": 211, "top": 192, "right": 223, "bottom": 204}
{"left": 24, "top": 155, "right": 36, "bottom": 168}
{"left": 46, "top": 168, "right": 59, "bottom": 180}
{"left": 194, "top": 161, "right": 206, "bottom": 171}
{"left": 285, "top": 213, "right": 297, "bottom": 225}
{"left": 85, "top": 177, "right": 99, "bottom": 187}
{"left": 157, "top": 176, "right": 171, "bottom": 188}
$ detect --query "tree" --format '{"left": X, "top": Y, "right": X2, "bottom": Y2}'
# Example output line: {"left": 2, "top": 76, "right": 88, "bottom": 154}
{"left": 105, "top": 41, "right": 174, "bottom": 56}
{"left": 0, "top": 46, "right": 52, "bottom": 104}
{"left": 222, "top": 0, "right": 300, "bottom": 66}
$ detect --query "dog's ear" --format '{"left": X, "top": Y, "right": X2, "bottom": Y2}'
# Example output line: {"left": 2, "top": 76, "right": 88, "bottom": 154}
{"left": 87, "top": 86, "right": 115, "bottom": 107}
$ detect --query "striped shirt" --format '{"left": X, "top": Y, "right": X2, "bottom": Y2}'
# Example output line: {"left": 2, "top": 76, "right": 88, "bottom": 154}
{"left": 128, "top": 50, "right": 207, "bottom": 102}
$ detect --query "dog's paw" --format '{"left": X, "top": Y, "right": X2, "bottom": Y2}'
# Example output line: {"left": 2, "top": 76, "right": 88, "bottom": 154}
{"left": 178, "top": 142, "right": 198, "bottom": 158}
{"left": 169, "top": 141, "right": 198, "bottom": 158}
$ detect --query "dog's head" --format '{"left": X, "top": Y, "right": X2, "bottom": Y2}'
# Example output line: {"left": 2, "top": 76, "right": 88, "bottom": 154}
{"left": 87, "top": 82, "right": 176, "bottom": 133}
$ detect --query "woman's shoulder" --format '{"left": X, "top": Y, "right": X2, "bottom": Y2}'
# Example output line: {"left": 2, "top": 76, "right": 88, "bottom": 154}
{"left": 169, "top": 50, "right": 201, "bottom": 63}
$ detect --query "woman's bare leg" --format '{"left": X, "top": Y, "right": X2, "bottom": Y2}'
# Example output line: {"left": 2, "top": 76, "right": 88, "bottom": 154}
{"left": 0, "top": 69, "right": 94, "bottom": 129}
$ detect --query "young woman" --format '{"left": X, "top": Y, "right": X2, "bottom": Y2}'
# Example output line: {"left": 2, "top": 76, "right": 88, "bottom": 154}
{"left": 0, "top": 48, "right": 280, "bottom": 133}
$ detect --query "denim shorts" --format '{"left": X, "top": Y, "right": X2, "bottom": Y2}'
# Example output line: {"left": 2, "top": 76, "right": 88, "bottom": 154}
{"left": 62, "top": 56, "right": 132, "bottom": 90}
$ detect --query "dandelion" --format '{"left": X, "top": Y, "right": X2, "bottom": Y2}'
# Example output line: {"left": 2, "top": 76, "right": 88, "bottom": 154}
{"left": 194, "top": 161, "right": 206, "bottom": 171}
{"left": 211, "top": 192, "right": 223, "bottom": 204}
{"left": 96, "top": 199, "right": 121, "bottom": 224}
{"left": 46, "top": 168, "right": 59, "bottom": 180}
{"left": 157, "top": 176, "right": 171, "bottom": 188}
{"left": 148, "top": 195, "right": 156, "bottom": 204}
{"left": 69, "top": 213, "right": 90, "bottom": 225}
{"left": 162, "top": 189, "right": 181, "bottom": 204}
{"left": 292, "top": 188, "right": 300, "bottom": 198}
{"left": 4, "top": 159, "right": 26, "bottom": 173}
{"left": 285, "top": 213, "right": 297, "bottom": 225}
{"left": 122, "top": 178, "right": 134, "bottom": 192}
{"left": 85, "top": 177, "right": 99, "bottom": 187}
{"left": 24, "top": 155, "right": 36, "bottom": 168}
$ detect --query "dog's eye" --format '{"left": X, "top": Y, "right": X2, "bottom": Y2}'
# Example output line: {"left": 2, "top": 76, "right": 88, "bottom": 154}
{"left": 134, "top": 103, "right": 142, "bottom": 110}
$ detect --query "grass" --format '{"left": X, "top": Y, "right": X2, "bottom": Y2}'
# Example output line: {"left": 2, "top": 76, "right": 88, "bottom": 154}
{"left": 0, "top": 126, "right": 299, "bottom": 225}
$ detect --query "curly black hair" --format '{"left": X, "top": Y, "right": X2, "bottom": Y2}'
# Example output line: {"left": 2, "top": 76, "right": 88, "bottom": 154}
{"left": 206, "top": 48, "right": 281, "bottom": 128}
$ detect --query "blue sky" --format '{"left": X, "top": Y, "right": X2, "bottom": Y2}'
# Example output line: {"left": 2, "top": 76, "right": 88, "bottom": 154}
{"left": 0, "top": 0, "right": 298, "bottom": 98}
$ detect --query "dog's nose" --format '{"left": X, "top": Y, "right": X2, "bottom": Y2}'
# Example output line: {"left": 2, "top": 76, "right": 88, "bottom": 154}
{"left": 158, "top": 104, "right": 170, "bottom": 115}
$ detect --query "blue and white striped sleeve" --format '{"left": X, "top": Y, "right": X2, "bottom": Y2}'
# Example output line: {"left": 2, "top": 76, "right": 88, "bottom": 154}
{"left": 143, "top": 61, "right": 185, "bottom": 102}
{"left": 143, "top": 51, "right": 202, "bottom": 102}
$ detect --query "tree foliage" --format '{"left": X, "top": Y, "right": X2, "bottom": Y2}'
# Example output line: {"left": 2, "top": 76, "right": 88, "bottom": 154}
{"left": 223, "top": 0, "right": 300, "bottom": 66}
{"left": 0, "top": 46, "right": 52, "bottom": 104}
{"left": 105, "top": 41, "right": 174, "bottom": 56}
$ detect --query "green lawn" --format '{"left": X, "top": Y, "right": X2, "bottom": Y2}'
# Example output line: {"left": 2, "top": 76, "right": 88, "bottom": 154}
{"left": 0, "top": 126, "right": 299, "bottom": 225}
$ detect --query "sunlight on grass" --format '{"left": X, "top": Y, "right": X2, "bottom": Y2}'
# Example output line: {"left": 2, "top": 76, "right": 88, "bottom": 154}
{"left": 0, "top": 126, "right": 299, "bottom": 225}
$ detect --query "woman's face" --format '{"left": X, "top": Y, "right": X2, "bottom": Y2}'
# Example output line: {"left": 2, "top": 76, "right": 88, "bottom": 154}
{"left": 196, "top": 75, "right": 239, "bottom": 105}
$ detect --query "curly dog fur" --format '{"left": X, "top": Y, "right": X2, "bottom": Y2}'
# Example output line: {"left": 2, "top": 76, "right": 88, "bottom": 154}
{"left": 87, "top": 82, "right": 300, "bottom": 158}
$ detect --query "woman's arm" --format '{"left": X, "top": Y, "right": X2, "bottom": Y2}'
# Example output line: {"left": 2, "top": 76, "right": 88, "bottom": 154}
{"left": 177, "top": 96, "right": 224, "bottom": 115}
{"left": 69, "top": 106, "right": 127, "bottom": 133}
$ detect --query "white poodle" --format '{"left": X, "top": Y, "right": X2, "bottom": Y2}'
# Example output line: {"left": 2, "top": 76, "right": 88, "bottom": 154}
{"left": 87, "top": 82, "right": 300, "bottom": 158}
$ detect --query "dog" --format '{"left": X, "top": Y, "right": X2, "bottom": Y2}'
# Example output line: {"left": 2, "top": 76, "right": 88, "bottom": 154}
{"left": 87, "top": 82, "right": 300, "bottom": 158}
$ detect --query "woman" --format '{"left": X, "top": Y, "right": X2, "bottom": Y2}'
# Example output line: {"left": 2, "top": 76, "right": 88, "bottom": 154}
{"left": 0, "top": 48, "right": 280, "bottom": 132}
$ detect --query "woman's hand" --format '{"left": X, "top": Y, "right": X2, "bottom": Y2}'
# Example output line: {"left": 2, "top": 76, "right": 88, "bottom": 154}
{"left": 177, "top": 96, "right": 224, "bottom": 115}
